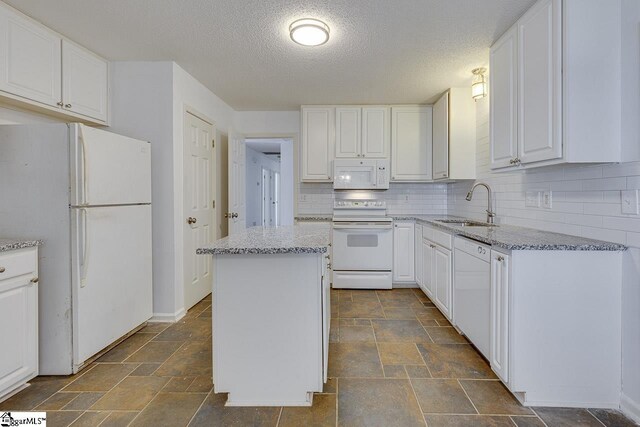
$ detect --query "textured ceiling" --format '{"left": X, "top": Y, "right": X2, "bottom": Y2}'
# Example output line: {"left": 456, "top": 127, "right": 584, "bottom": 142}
{"left": 6, "top": 0, "right": 536, "bottom": 110}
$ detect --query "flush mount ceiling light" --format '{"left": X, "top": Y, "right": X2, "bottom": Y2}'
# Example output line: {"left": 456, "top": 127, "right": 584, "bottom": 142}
{"left": 289, "top": 18, "right": 330, "bottom": 46}
{"left": 471, "top": 67, "right": 488, "bottom": 100}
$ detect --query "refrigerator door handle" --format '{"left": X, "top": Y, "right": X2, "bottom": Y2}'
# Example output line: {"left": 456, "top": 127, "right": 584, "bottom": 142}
{"left": 77, "top": 126, "right": 88, "bottom": 206}
{"left": 78, "top": 208, "right": 89, "bottom": 287}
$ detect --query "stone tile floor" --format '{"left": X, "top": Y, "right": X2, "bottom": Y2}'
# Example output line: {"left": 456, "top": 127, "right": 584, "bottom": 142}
{"left": 0, "top": 289, "right": 637, "bottom": 426}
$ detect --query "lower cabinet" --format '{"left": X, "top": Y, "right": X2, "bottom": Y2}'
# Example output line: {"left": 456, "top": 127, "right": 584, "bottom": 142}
{"left": 433, "top": 245, "right": 452, "bottom": 319}
{"left": 0, "top": 247, "right": 39, "bottom": 401}
{"left": 420, "top": 224, "right": 453, "bottom": 320}
{"left": 422, "top": 238, "right": 435, "bottom": 298}
{"left": 414, "top": 224, "right": 423, "bottom": 287}
{"left": 490, "top": 250, "right": 510, "bottom": 384}
{"left": 392, "top": 221, "right": 415, "bottom": 282}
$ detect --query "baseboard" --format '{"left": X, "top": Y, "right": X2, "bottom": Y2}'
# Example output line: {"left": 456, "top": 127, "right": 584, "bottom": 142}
{"left": 392, "top": 282, "right": 419, "bottom": 289}
{"left": 621, "top": 393, "right": 640, "bottom": 424}
{"left": 149, "top": 308, "right": 186, "bottom": 323}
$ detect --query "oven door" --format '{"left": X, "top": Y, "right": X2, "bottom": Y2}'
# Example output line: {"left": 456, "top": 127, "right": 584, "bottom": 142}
{"left": 333, "top": 160, "right": 378, "bottom": 190}
{"left": 332, "top": 222, "right": 393, "bottom": 270}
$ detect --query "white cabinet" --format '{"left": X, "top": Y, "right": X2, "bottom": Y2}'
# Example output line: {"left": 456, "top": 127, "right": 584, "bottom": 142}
{"left": 490, "top": 250, "right": 510, "bottom": 383}
{"left": 322, "top": 255, "right": 330, "bottom": 383}
{"left": 0, "top": 2, "right": 109, "bottom": 124}
{"left": 432, "top": 89, "right": 476, "bottom": 180}
{"left": 392, "top": 221, "right": 415, "bottom": 282}
{"left": 422, "top": 238, "right": 435, "bottom": 299}
{"left": 0, "top": 5, "right": 61, "bottom": 108}
{"left": 391, "top": 106, "right": 433, "bottom": 181}
{"left": 62, "top": 40, "right": 108, "bottom": 122}
{"left": 335, "top": 106, "right": 389, "bottom": 159}
{"left": 490, "top": 0, "right": 625, "bottom": 169}
{"left": 517, "top": 0, "right": 562, "bottom": 165}
{"left": 0, "top": 247, "right": 39, "bottom": 401}
{"left": 490, "top": 26, "right": 518, "bottom": 169}
{"left": 414, "top": 224, "right": 423, "bottom": 287}
{"left": 433, "top": 246, "right": 452, "bottom": 319}
{"left": 302, "top": 107, "right": 334, "bottom": 181}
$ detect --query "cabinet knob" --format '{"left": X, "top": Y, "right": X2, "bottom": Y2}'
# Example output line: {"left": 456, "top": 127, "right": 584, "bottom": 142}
{"left": 187, "top": 217, "right": 197, "bottom": 224}
{"left": 0, "top": 267, "right": 5, "bottom": 273}
{"left": 65, "top": 104, "right": 72, "bottom": 108}
{"left": 497, "top": 256, "right": 505, "bottom": 262}
{"left": 57, "top": 101, "right": 64, "bottom": 107}
{"left": 30, "top": 277, "right": 39, "bottom": 283}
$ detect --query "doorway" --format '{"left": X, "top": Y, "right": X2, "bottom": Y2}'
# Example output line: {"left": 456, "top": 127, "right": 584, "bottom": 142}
{"left": 244, "top": 138, "right": 294, "bottom": 227}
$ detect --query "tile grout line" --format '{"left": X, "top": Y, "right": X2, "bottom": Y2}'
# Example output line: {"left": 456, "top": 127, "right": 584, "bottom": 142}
{"left": 274, "top": 405, "right": 283, "bottom": 427}
{"left": 529, "top": 408, "right": 551, "bottom": 427}
{"left": 585, "top": 409, "right": 610, "bottom": 427}
{"left": 457, "top": 379, "right": 480, "bottom": 415}
{"left": 186, "top": 389, "right": 212, "bottom": 427}
{"left": 406, "top": 371, "right": 429, "bottom": 427}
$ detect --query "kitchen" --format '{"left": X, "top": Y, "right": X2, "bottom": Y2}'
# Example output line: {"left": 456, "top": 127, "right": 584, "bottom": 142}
{"left": 0, "top": 0, "right": 639, "bottom": 426}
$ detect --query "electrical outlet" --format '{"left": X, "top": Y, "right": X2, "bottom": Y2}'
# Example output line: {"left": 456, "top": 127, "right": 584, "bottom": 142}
{"left": 542, "top": 191, "right": 552, "bottom": 209}
{"left": 299, "top": 194, "right": 307, "bottom": 202}
{"left": 525, "top": 191, "right": 541, "bottom": 208}
{"left": 621, "top": 190, "right": 639, "bottom": 215}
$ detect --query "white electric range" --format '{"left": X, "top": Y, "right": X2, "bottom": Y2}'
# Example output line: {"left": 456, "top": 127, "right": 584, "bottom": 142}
{"left": 331, "top": 195, "right": 393, "bottom": 289}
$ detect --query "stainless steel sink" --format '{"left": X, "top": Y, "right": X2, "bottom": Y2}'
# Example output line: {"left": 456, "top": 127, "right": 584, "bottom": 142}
{"left": 435, "top": 219, "right": 497, "bottom": 227}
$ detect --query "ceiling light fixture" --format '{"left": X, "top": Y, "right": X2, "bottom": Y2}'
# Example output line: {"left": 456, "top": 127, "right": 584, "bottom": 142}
{"left": 471, "top": 68, "right": 487, "bottom": 100}
{"left": 289, "top": 18, "right": 330, "bottom": 46}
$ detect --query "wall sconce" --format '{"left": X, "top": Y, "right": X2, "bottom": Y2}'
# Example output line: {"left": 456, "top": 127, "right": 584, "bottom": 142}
{"left": 471, "top": 67, "right": 487, "bottom": 100}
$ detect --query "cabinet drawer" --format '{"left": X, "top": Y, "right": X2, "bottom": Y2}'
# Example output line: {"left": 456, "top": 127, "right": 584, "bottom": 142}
{"left": 0, "top": 248, "right": 37, "bottom": 282}
{"left": 432, "top": 229, "right": 452, "bottom": 250}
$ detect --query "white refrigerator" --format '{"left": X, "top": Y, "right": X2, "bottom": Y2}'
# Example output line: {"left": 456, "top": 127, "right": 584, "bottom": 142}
{"left": 0, "top": 123, "right": 152, "bottom": 374}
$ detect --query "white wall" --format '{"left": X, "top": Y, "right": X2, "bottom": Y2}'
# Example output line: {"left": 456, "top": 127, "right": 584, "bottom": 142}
{"left": 234, "top": 111, "right": 300, "bottom": 135}
{"left": 280, "top": 139, "right": 294, "bottom": 225}
{"left": 245, "top": 147, "right": 281, "bottom": 227}
{"left": 0, "top": 105, "right": 62, "bottom": 124}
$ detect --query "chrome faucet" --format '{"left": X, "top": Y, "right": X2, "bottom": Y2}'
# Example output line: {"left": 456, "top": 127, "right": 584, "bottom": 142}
{"left": 465, "top": 182, "right": 496, "bottom": 224}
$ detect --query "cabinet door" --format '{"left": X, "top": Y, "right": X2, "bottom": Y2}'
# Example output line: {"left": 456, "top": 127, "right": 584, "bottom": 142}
{"left": 517, "top": 0, "right": 562, "bottom": 164}
{"left": 0, "top": 5, "right": 61, "bottom": 107}
{"left": 490, "top": 251, "right": 510, "bottom": 383}
{"left": 414, "top": 224, "right": 422, "bottom": 287}
{"left": 392, "top": 221, "right": 415, "bottom": 282}
{"left": 434, "top": 246, "right": 452, "bottom": 320}
{"left": 361, "top": 107, "right": 390, "bottom": 158}
{"left": 490, "top": 26, "right": 518, "bottom": 169}
{"left": 422, "top": 239, "right": 435, "bottom": 299}
{"left": 322, "top": 257, "right": 330, "bottom": 383}
{"left": 0, "top": 276, "right": 38, "bottom": 393}
{"left": 302, "top": 107, "right": 334, "bottom": 181}
{"left": 335, "top": 107, "right": 361, "bottom": 158}
{"left": 391, "top": 106, "right": 433, "bottom": 181}
{"left": 432, "top": 92, "right": 449, "bottom": 179}
{"left": 62, "top": 40, "right": 108, "bottom": 122}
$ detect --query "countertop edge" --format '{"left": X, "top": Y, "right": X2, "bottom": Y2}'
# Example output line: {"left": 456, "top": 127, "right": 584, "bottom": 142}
{"left": 0, "top": 239, "right": 43, "bottom": 253}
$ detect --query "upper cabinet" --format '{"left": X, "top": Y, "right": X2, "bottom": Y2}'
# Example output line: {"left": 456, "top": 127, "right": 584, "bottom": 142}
{"left": 432, "top": 88, "right": 476, "bottom": 181}
{"left": 335, "top": 106, "right": 390, "bottom": 159}
{"left": 490, "top": 0, "right": 626, "bottom": 170}
{"left": 391, "top": 106, "right": 433, "bottom": 181}
{"left": 0, "top": 2, "right": 109, "bottom": 124}
{"left": 302, "top": 107, "right": 335, "bottom": 181}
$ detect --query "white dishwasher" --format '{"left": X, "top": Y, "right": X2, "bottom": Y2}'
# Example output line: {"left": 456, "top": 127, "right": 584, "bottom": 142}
{"left": 454, "top": 236, "right": 491, "bottom": 359}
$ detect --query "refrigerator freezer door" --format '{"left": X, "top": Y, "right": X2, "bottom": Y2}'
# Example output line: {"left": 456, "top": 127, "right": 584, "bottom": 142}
{"left": 71, "top": 124, "right": 151, "bottom": 206}
{"left": 71, "top": 205, "right": 152, "bottom": 368}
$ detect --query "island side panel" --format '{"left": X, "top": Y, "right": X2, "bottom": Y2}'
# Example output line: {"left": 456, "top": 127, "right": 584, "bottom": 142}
{"left": 212, "top": 253, "right": 323, "bottom": 406}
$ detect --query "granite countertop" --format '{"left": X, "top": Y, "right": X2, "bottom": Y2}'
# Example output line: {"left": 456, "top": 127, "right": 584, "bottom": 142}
{"left": 0, "top": 238, "right": 43, "bottom": 253}
{"left": 197, "top": 223, "right": 331, "bottom": 255}
{"left": 392, "top": 215, "right": 627, "bottom": 251}
{"left": 294, "top": 215, "right": 333, "bottom": 222}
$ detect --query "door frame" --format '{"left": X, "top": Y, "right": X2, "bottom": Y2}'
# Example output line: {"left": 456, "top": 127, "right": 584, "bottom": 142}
{"left": 180, "top": 105, "right": 216, "bottom": 314}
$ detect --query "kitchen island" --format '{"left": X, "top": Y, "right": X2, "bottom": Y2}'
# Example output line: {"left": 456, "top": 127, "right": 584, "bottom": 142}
{"left": 197, "top": 223, "right": 331, "bottom": 406}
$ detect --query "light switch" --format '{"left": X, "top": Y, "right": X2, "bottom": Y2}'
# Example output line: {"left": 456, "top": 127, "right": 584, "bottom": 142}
{"left": 621, "top": 190, "right": 639, "bottom": 215}
{"left": 525, "top": 191, "right": 541, "bottom": 208}
{"left": 542, "top": 191, "right": 552, "bottom": 209}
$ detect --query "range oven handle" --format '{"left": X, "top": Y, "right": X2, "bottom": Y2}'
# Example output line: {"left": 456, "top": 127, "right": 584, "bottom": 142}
{"left": 332, "top": 223, "right": 393, "bottom": 230}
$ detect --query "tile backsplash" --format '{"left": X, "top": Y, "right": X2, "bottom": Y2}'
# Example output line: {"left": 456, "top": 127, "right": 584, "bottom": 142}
{"left": 448, "top": 96, "right": 640, "bottom": 248}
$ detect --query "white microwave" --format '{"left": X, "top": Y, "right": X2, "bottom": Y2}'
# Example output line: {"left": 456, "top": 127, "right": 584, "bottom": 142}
{"left": 333, "top": 159, "right": 390, "bottom": 190}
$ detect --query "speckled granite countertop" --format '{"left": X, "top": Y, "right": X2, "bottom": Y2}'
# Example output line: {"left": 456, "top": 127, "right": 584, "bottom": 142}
{"left": 197, "top": 223, "right": 331, "bottom": 255}
{"left": 392, "top": 215, "right": 627, "bottom": 251}
{"left": 294, "top": 215, "right": 332, "bottom": 222}
{"left": 0, "top": 238, "right": 43, "bottom": 253}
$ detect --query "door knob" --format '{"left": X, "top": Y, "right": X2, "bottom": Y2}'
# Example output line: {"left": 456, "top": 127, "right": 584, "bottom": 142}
{"left": 187, "top": 217, "right": 197, "bottom": 224}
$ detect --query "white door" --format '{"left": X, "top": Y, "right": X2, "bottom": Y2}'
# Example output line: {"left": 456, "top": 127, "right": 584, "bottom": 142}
{"left": 72, "top": 205, "right": 152, "bottom": 366}
{"left": 391, "top": 106, "right": 433, "bottom": 181}
{"left": 434, "top": 246, "right": 452, "bottom": 320}
{"left": 301, "top": 107, "right": 334, "bottom": 181}
{"left": 183, "top": 111, "right": 215, "bottom": 309}
{"left": 62, "top": 40, "right": 108, "bottom": 122}
{"left": 422, "top": 240, "right": 435, "bottom": 299}
{"left": 228, "top": 132, "right": 246, "bottom": 234}
{"left": 490, "top": 26, "right": 519, "bottom": 169}
{"left": 361, "top": 107, "right": 390, "bottom": 159}
{"left": 490, "top": 251, "right": 510, "bottom": 383}
{"left": 432, "top": 92, "right": 449, "bottom": 179}
{"left": 0, "top": 4, "right": 61, "bottom": 108}
{"left": 261, "top": 167, "right": 271, "bottom": 226}
{"left": 517, "top": 0, "right": 562, "bottom": 164}
{"left": 71, "top": 124, "right": 151, "bottom": 206}
{"left": 392, "top": 221, "right": 415, "bottom": 282}
{"left": 335, "top": 107, "right": 361, "bottom": 158}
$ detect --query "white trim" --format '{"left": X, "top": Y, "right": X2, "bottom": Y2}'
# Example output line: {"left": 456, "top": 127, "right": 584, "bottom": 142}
{"left": 149, "top": 308, "right": 186, "bottom": 323}
{"left": 392, "top": 282, "right": 419, "bottom": 289}
{"left": 621, "top": 393, "right": 640, "bottom": 424}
